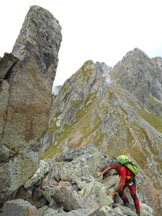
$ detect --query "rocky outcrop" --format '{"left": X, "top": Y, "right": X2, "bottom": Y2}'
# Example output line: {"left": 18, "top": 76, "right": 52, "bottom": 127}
{"left": 2, "top": 145, "right": 153, "bottom": 216}
{"left": 43, "top": 49, "right": 162, "bottom": 215}
{"left": 0, "top": 5, "right": 62, "bottom": 205}
{"left": 0, "top": 199, "right": 37, "bottom": 216}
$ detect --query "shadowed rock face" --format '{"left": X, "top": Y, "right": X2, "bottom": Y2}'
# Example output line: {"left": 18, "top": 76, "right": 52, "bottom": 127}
{"left": 0, "top": 5, "right": 62, "bottom": 205}
{"left": 0, "top": 53, "right": 18, "bottom": 80}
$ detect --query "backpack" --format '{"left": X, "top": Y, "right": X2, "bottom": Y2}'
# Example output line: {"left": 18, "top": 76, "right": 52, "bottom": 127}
{"left": 117, "top": 155, "right": 138, "bottom": 175}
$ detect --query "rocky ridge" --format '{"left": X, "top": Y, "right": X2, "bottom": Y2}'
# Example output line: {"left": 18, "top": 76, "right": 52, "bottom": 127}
{"left": 41, "top": 49, "right": 162, "bottom": 215}
{"left": 0, "top": 145, "right": 153, "bottom": 216}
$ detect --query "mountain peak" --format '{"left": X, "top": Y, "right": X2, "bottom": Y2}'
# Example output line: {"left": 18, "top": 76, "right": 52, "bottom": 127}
{"left": 114, "top": 48, "right": 148, "bottom": 69}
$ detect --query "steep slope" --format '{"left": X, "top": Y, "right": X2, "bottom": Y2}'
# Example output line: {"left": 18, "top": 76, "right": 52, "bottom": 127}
{"left": 42, "top": 49, "right": 162, "bottom": 215}
{"left": 110, "top": 48, "right": 162, "bottom": 115}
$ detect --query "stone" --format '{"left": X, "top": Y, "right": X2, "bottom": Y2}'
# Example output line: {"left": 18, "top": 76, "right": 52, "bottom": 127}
{"left": 60, "top": 144, "right": 102, "bottom": 162}
{"left": 98, "top": 206, "right": 115, "bottom": 216}
{"left": 0, "top": 199, "right": 38, "bottom": 216}
{"left": 38, "top": 207, "right": 99, "bottom": 216}
{"left": 48, "top": 148, "right": 108, "bottom": 182}
{"left": 41, "top": 186, "right": 57, "bottom": 203}
{"left": 140, "top": 203, "right": 154, "bottom": 216}
{"left": 37, "top": 205, "right": 48, "bottom": 216}
{"left": 53, "top": 184, "right": 86, "bottom": 211}
{"left": 77, "top": 178, "right": 113, "bottom": 208}
{"left": 24, "top": 159, "right": 52, "bottom": 189}
{"left": 38, "top": 208, "right": 59, "bottom": 216}
{"left": 54, "top": 208, "right": 99, "bottom": 216}
{"left": 0, "top": 53, "right": 18, "bottom": 79}
{"left": 113, "top": 203, "right": 138, "bottom": 216}
{"left": 0, "top": 153, "right": 38, "bottom": 206}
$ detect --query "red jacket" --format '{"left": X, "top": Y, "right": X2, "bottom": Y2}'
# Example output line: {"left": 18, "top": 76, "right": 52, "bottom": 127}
{"left": 110, "top": 164, "right": 133, "bottom": 184}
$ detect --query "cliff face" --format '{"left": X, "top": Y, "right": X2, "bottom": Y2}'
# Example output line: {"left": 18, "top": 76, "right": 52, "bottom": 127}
{"left": 0, "top": 5, "right": 62, "bottom": 205}
{"left": 44, "top": 49, "right": 162, "bottom": 215}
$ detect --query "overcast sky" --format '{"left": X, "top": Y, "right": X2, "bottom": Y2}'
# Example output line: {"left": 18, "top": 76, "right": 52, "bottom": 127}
{"left": 1, "top": 0, "right": 162, "bottom": 86}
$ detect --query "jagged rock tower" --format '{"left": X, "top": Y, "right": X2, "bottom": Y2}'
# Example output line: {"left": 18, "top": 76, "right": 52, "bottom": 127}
{"left": 0, "top": 5, "right": 62, "bottom": 205}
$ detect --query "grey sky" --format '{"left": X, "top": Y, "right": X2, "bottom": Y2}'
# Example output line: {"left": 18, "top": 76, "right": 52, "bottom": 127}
{"left": 1, "top": 0, "right": 162, "bottom": 86}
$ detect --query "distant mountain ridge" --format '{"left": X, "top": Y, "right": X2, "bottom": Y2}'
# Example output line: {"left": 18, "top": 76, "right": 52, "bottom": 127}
{"left": 45, "top": 48, "right": 162, "bottom": 215}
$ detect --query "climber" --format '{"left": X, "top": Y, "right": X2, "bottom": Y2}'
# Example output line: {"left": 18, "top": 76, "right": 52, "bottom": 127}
{"left": 98, "top": 157, "right": 140, "bottom": 216}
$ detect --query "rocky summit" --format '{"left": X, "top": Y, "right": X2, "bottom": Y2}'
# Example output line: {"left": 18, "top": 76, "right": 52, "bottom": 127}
{"left": 0, "top": 4, "right": 162, "bottom": 216}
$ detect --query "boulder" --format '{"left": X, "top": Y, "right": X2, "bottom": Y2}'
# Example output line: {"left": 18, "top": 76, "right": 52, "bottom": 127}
{"left": 0, "top": 199, "right": 37, "bottom": 216}
{"left": 77, "top": 177, "right": 113, "bottom": 208}
{"left": 0, "top": 152, "right": 38, "bottom": 205}
{"left": 24, "top": 159, "right": 52, "bottom": 189}
{"left": 112, "top": 204, "right": 137, "bottom": 216}
{"left": 38, "top": 207, "right": 99, "bottom": 216}
{"left": 53, "top": 184, "right": 86, "bottom": 211}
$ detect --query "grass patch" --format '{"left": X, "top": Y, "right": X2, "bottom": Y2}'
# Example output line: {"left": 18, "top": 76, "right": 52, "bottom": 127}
{"left": 124, "top": 94, "right": 162, "bottom": 133}
{"left": 74, "top": 60, "right": 95, "bottom": 83}
{"left": 138, "top": 109, "right": 162, "bottom": 133}
{"left": 48, "top": 119, "right": 59, "bottom": 133}
{"left": 92, "top": 132, "right": 106, "bottom": 147}
{"left": 40, "top": 140, "right": 62, "bottom": 160}
{"left": 41, "top": 93, "right": 97, "bottom": 159}
{"left": 70, "top": 100, "right": 82, "bottom": 106}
